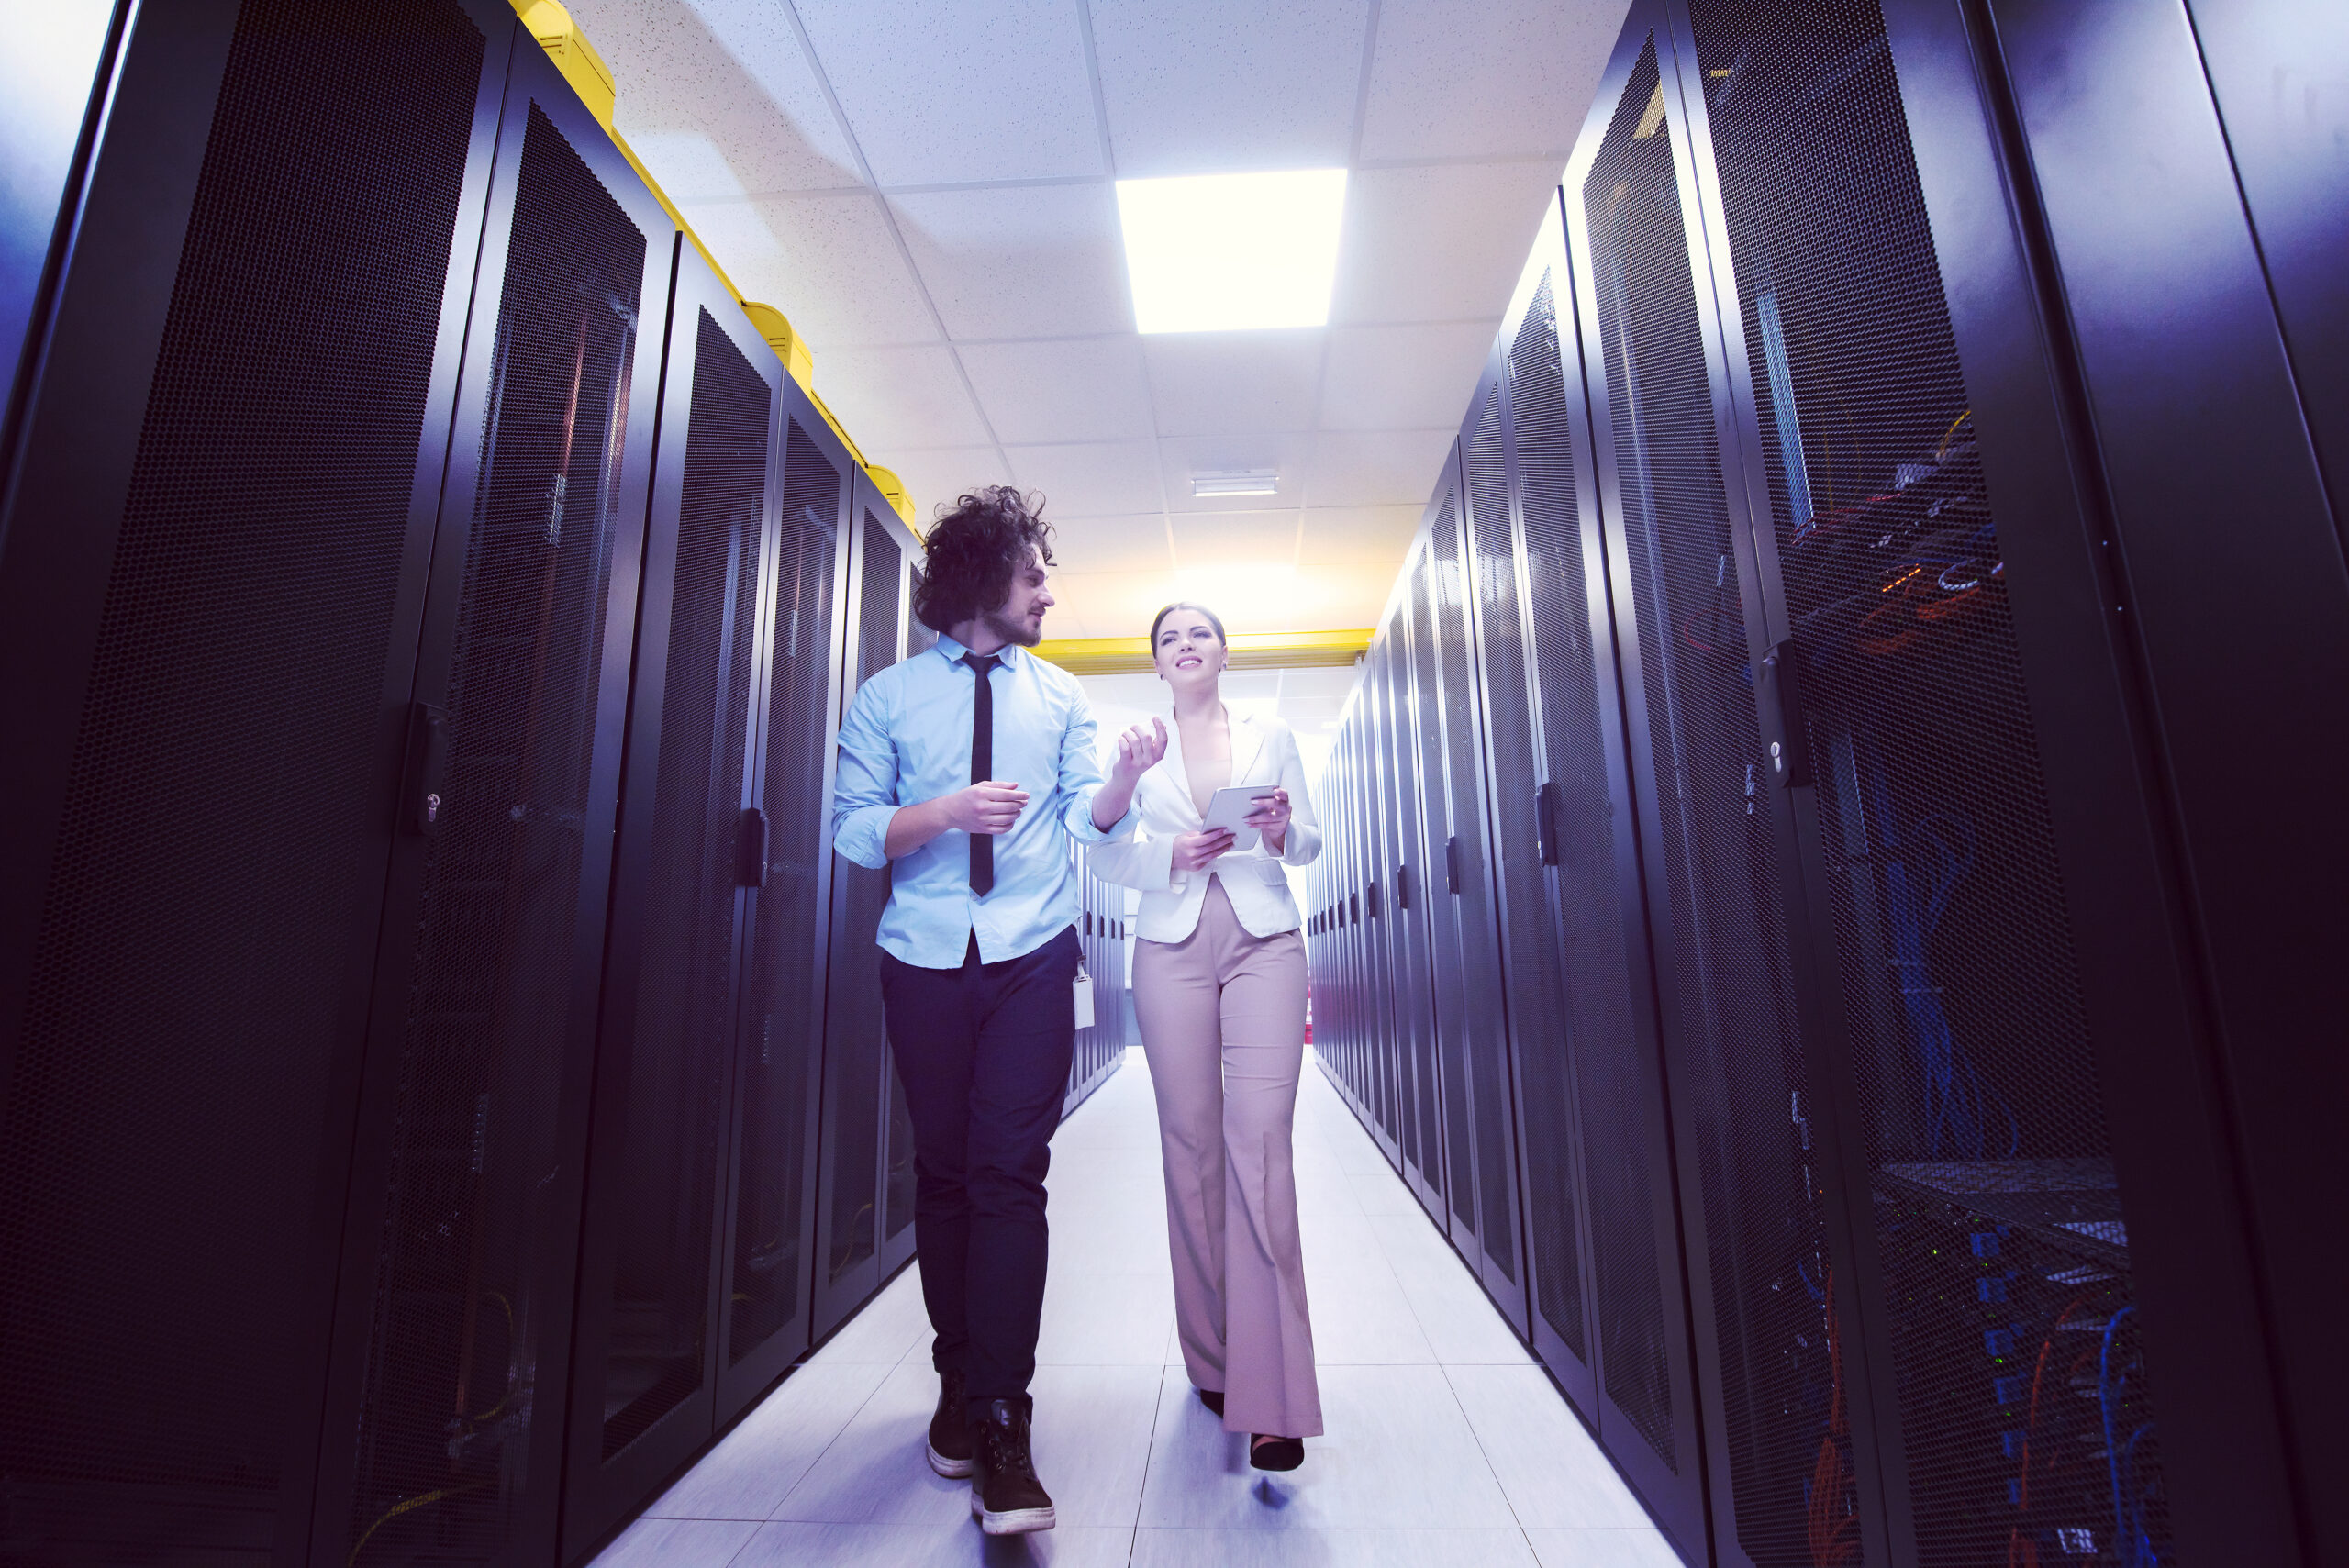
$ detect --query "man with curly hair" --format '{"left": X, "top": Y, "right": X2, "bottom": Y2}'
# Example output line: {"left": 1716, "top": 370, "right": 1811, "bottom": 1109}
{"left": 830, "top": 486, "right": 1165, "bottom": 1535}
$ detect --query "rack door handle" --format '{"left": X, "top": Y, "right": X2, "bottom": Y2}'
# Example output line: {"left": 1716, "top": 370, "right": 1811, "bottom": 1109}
{"left": 735, "top": 806, "right": 769, "bottom": 887}
{"left": 1445, "top": 836, "right": 1461, "bottom": 895}
{"left": 1758, "top": 639, "right": 1815, "bottom": 787}
{"left": 1536, "top": 781, "right": 1560, "bottom": 867}
{"left": 401, "top": 702, "right": 449, "bottom": 837}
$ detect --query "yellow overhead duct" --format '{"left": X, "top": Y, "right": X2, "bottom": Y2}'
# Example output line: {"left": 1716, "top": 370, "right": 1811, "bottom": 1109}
{"left": 508, "top": 1, "right": 918, "bottom": 524}
{"left": 1033, "top": 629, "right": 1371, "bottom": 677}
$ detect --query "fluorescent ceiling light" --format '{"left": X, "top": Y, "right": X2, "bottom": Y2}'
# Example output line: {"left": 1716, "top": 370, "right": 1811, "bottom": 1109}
{"left": 1117, "top": 169, "right": 1347, "bottom": 334}
{"left": 1191, "top": 470, "right": 1280, "bottom": 497}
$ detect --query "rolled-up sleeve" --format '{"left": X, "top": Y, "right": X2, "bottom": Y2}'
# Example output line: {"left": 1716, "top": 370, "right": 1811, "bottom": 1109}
{"left": 1055, "top": 694, "right": 1134, "bottom": 845}
{"left": 830, "top": 678, "right": 900, "bottom": 870}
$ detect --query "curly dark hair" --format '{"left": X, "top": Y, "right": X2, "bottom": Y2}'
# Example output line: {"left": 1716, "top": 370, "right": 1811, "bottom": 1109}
{"left": 911, "top": 485, "right": 1056, "bottom": 633}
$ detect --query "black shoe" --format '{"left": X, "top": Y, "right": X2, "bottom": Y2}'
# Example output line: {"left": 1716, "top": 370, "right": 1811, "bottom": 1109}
{"left": 926, "top": 1369, "right": 972, "bottom": 1478}
{"left": 969, "top": 1398, "right": 1056, "bottom": 1534}
{"left": 1250, "top": 1434, "right": 1305, "bottom": 1472}
{"left": 1196, "top": 1387, "right": 1224, "bottom": 1418}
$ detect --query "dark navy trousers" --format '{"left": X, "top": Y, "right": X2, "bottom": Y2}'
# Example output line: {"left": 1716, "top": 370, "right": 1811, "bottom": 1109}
{"left": 879, "top": 924, "right": 1079, "bottom": 1422}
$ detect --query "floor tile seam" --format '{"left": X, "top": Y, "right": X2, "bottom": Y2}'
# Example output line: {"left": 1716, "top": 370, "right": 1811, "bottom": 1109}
{"left": 758, "top": 1354, "right": 909, "bottom": 1523}
{"left": 1437, "top": 1360, "right": 1541, "bottom": 1542}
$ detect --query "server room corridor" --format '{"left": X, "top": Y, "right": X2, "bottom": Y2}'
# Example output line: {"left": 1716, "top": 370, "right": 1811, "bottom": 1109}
{"left": 6, "top": 1, "right": 2343, "bottom": 1565}
{"left": 587, "top": 1051, "right": 1673, "bottom": 1568}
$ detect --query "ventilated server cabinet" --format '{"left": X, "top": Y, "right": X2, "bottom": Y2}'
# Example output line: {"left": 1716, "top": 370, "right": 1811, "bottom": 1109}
{"left": 0, "top": 5, "right": 885, "bottom": 1562}
{"left": 1312, "top": 0, "right": 2340, "bottom": 1564}
{"left": 810, "top": 485, "right": 927, "bottom": 1342}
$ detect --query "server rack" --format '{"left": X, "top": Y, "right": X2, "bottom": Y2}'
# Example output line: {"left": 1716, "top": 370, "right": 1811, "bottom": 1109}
{"left": 561, "top": 239, "right": 783, "bottom": 1550}
{"left": 0, "top": 6, "right": 525, "bottom": 1561}
{"left": 714, "top": 369, "right": 858, "bottom": 1428}
{"left": 810, "top": 485, "right": 925, "bottom": 1341}
{"left": 1561, "top": 0, "right": 2322, "bottom": 1562}
{"left": 318, "top": 35, "right": 678, "bottom": 1565}
{"left": 1424, "top": 445, "right": 1532, "bottom": 1332}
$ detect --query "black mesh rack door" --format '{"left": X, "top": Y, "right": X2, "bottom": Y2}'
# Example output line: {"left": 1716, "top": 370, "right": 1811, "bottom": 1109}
{"left": 1376, "top": 628, "right": 1442, "bottom": 1217}
{"left": 319, "top": 37, "right": 675, "bottom": 1568}
{"left": 1685, "top": 1, "right": 2180, "bottom": 1562}
{"left": 814, "top": 495, "right": 915, "bottom": 1339}
{"left": 1572, "top": 17, "right": 1815, "bottom": 1562}
{"left": 718, "top": 386, "right": 850, "bottom": 1418}
{"left": 1439, "top": 407, "right": 1531, "bottom": 1329}
{"left": 1408, "top": 517, "right": 1482, "bottom": 1253}
{"left": 1498, "top": 203, "right": 1609, "bottom": 1418}
{"left": 0, "top": 4, "right": 507, "bottom": 1561}
{"left": 562, "top": 250, "right": 778, "bottom": 1548}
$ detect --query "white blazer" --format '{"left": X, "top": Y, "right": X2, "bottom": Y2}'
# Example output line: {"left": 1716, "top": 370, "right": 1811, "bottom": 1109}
{"left": 1088, "top": 707, "right": 1321, "bottom": 943}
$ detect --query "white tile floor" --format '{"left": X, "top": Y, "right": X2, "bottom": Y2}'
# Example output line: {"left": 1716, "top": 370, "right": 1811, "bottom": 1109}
{"left": 592, "top": 1050, "right": 1680, "bottom": 1568}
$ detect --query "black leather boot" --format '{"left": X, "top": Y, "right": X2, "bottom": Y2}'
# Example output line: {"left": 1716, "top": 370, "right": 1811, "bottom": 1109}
{"left": 969, "top": 1398, "right": 1056, "bottom": 1534}
{"left": 926, "top": 1368, "right": 973, "bottom": 1478}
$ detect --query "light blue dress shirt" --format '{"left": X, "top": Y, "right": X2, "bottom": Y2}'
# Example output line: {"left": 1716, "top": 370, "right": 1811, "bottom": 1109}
{"left": 831, "top": 633, "right": 1135, "bottom": 969}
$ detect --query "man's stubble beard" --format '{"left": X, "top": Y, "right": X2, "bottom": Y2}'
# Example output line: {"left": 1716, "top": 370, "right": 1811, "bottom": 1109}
{"left": 983, "top": 604, "right": 1042, "bottom": 649}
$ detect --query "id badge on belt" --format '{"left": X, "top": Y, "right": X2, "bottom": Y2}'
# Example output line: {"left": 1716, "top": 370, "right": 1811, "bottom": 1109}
{"left": 1073, "top": 964, "right": 1095, "bottom": 1029}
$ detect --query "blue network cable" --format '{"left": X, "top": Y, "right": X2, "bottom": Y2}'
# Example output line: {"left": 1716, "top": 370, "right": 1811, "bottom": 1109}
{"left": 1861, "top": 750, "right": 2017, "bottom": 1158}
{"left": 2099, "top": 1306, "right": 2160, "bottom": 1567}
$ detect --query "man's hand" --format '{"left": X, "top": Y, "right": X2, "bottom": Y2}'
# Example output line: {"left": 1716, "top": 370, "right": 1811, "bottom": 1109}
{"left": 941, "top": 781, "right": 1030, "bottom": 835}
{"left": 885, "top": 782, "right": 1027, "bottom": 857}
{"left": 1172, "top": 827, "right": 1236, "bottom": 872}
{"left": 1243, "top": 787, "right": 1292, "bottom": 857}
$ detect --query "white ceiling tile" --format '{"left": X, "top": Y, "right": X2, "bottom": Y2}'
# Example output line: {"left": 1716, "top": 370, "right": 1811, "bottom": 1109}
{"left": 694, "top": 193, "right": 939, "bottom": 350}
{"left": 961, "top": 338, "right": 1156, "bottom": 444}
{"left": 1167, "top": 510, "right": 1304, "bottom": 570}
{"left": 1319, "top": 321, "right": 1497, "bottom": 430}
{"left": 1358, "top": 0, "right": 1626, "bottom": 161}
{"left": 1050, "top": 515, "right": 1175, "bottom": 575}
{"left": 1089, "top": 0, "right": 1370, "bottom": 178}
{"left": 1143, "top": 330, "right": 1325, "bottom": 438}
{"left": 794, "top": 0, "right": 1104, "bottom": 185}
{"left": 808, "top": 344, "right": 992, "bottom": 452}
{"left": 1297, "top": 505, "right": 1422, "bottom": 563}
{"left": 1158, "top": 431, "right": 1318, "bottom": 512}
{"left": 869, "top": 448, "right": 1014, "bottom": 524}
{"left": 1043, "top": 569, "right": 1179, "bottom": 639}
{"left": 886, "top": 183, "right": 1133, "bottom": 339}
{"left": 1007, "top": 440, "right": 1164, "bottom": 516}
{"left": 1299, "top": 428, "right": 1455, "bottom": 506}
{"left": 578, "top": 0, "right": 863, "bottom": 195}
{"left": 1161, "top": 560, "right": 1396, "bottom": 633}
{"left": 1329, "top": 162, "right": 1564, "bottom": 326}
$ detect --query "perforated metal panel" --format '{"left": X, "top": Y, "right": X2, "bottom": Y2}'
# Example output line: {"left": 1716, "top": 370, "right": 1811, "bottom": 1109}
{"left": 1443, "top": 414, "right": 1520, "bottom": 1286}
{"left": 1689, "top": 2, "right": 2172, "bottom": 1562}
{"left": 0, "top": 3, "right": 485, "bottom": 1557}
{"left": 1498, "top": 275, "right": 1607, "bottom": 1368}
{"left": 1411, "top": 545, "right": 1476, "bottom": 1232}
{"left": 1585, "top": 37, "right": 1798, "bottom": 1488}
{"left": 589, "top": 307, "right": 766, "bottom": 1462}
{"left": 820, "top": 514, "right": 902, "bottom": 1295}
{"left": 346, "top": 98, "right": 648, "bottom": 1564}
{"left": 728, "top": 421, "right": 841, "bottom": 1366}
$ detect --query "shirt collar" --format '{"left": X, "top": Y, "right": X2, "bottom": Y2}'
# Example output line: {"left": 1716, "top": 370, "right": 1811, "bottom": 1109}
{"left": 932, "top": 631, "right": 1026, "bottom": 670}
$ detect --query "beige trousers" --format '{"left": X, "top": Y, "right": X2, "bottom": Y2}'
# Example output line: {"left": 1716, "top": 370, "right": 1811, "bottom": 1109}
{"left": 1133, "top": 876, "right": 1322, "bottom": 1439}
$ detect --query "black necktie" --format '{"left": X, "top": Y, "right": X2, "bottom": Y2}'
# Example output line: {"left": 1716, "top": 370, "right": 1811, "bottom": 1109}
{"left": 963, "top": 652, "right": 999, "bottom": 895}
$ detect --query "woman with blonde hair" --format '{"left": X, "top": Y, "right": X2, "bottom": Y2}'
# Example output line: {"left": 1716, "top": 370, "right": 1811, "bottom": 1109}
{"left": 1087, "top": 601, "right": 1322, "bottom": 1470}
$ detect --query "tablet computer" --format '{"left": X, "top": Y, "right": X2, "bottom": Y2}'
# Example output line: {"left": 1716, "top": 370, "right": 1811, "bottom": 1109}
{"left": 1202, "top": 784, "right": 1281, "bottom": 851}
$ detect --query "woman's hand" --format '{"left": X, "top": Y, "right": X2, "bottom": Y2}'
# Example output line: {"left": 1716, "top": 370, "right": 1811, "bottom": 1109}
{"left": 1171, "top": 827, "right": 1236, "bottom": 872}
{"left": 1243, "top": 788, "right": 1292, "bottom": 856}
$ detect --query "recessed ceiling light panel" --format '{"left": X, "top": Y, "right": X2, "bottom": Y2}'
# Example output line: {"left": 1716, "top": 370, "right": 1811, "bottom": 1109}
{"left": 1116, "top": 169, "right": 1347, "bottom": 334}
{"left": 1191, "top": 470, "right": 1280, "bottom": 497}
